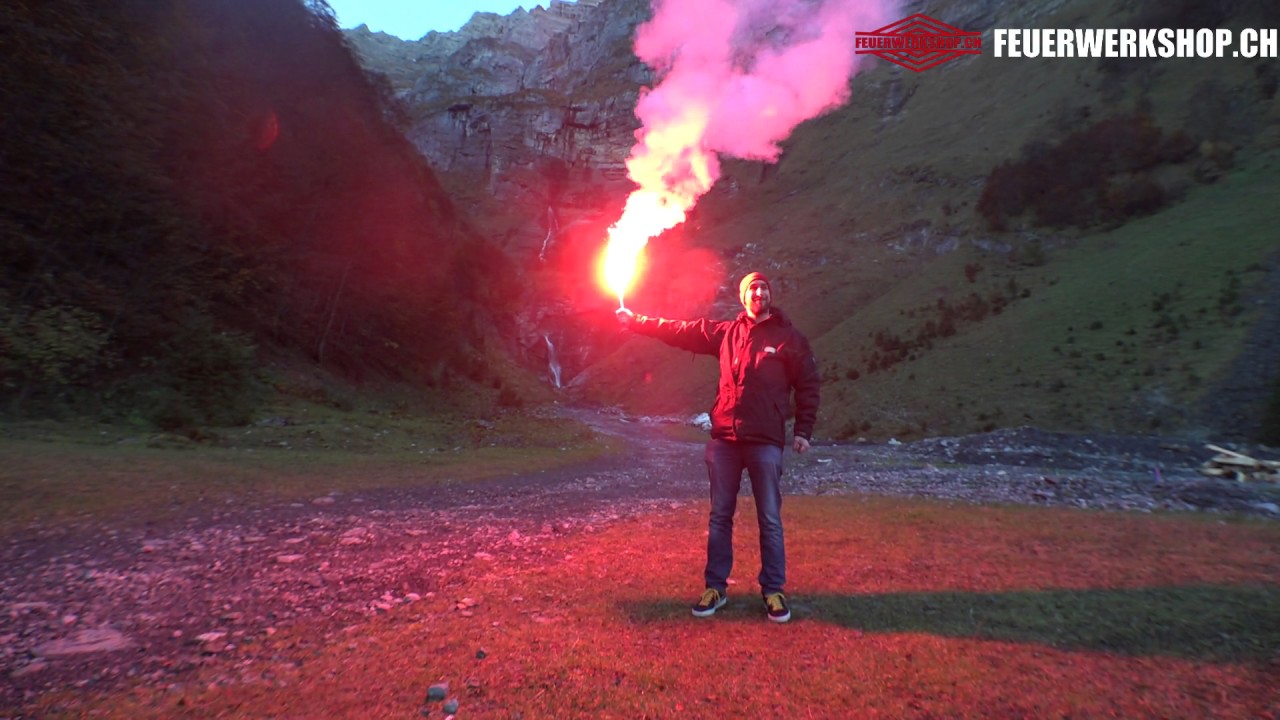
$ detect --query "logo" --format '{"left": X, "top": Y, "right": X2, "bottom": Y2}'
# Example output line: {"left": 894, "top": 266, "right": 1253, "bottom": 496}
{"left": 856, "top": 13, "right": 983, "bottom": 72}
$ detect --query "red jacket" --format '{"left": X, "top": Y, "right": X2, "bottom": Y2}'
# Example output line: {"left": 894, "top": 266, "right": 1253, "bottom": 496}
{"left": 633, "top": 308, "right": 820, "bottom": 447}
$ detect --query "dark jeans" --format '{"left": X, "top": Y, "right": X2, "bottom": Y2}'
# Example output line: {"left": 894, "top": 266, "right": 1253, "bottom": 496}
{"left": 703, "top": 438, "right": 785, "bottom": 596}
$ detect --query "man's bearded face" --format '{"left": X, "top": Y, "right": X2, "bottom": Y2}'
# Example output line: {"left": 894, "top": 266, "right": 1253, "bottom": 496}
{"left": 744, "top": 280, "right": 771, "bottom": 318}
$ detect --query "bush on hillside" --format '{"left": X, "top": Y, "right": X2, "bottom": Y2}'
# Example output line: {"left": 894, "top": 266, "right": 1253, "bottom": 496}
{"left": 144, "top": 320, "right": 264, "bottom": 429}
{"left": 977, "top": 113, "right": 1196, "bottom": 231}
{"left": 0, "top": 303, "right": 112, "bottom": 393}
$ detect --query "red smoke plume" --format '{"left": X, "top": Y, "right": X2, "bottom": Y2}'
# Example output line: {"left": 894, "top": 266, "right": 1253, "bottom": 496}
{"left": 601, "top": 0, "right": 896, "bottom": 303}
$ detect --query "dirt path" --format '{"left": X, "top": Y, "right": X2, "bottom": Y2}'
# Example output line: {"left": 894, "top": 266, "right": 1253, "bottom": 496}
{"left": 2, "top": 410, "right": 1277, "bottom": 709}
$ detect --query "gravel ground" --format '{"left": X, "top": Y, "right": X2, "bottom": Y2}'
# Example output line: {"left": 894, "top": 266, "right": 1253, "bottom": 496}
{"left": 2, "top": 410, "right": 1278, "bottom": 710}
{"left": 792, "top": 425, "right": 1280, "bottom": 516}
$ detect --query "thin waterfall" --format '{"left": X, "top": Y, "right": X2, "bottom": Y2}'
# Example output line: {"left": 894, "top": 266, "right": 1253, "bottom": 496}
{"left": 544, "top": 334, "right": 562, "bottom": 389}
{"left": 539, "top": 206, "right": 558, "bottom": 263}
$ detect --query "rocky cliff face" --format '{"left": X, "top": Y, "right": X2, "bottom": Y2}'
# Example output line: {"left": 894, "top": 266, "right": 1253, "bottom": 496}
{"left": 346, "top": 0, "right": 650, "bottom": 250}
{"left": 345, "top": 0, "right": 654, "bottom": 384}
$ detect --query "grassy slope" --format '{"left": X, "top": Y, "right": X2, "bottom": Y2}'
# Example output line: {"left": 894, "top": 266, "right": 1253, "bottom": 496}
{"left": 40, "top": 497, "right": 1279, "bottom": 718}
{"left": 821, "top": 151, "right": 1280, "bottom": 438}
{"left": 0, "top": 369, "right": 612, "bottom": 531}
{"left": 578, "top": 0, "right": 1280, "bottom": 440}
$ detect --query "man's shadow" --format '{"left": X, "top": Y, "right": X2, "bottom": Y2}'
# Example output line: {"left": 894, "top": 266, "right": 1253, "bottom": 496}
{"left": 618, "top": 585, "right": 1280, "bottom": 662}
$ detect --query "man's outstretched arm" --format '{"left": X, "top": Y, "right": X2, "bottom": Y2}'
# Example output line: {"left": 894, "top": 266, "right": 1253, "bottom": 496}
{"left": 617, "top": 308, "right": 724, "bottom": 357}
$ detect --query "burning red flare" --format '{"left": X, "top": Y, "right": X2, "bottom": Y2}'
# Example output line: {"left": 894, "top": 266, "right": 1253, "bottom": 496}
{"left": 598, "top": 108, "right": 715, "bottom": 306}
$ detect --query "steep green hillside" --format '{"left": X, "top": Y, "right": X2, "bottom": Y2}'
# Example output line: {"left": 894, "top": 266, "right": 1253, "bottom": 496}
{"left": 580, "top": 0, "right": 1280, "bottom": 441}
{"left": 0, "top": 0, "right": 519, "bottom": 427}
{"left": 819, "top": 151, "right": 1280, "bottom": 439}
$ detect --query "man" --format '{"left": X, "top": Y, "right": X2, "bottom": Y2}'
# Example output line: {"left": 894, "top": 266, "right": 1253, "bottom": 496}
{"left": 617, "top": 272, "right": 820, "bottom": 623}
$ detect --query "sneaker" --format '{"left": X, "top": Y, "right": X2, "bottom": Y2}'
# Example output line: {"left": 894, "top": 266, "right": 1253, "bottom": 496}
{"left": 763, "top": 592, "right": 791, "bottom": 623}
{"left": 691, "top": 588, "right": 727, "bottom": 617}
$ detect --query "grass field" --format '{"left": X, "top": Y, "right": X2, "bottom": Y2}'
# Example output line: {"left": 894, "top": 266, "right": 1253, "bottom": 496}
{"left": 0, "top": 406, "right": 616, "bottom": 531}
{"left": 35, "top": 496, "right": 1279, "bottom": 719}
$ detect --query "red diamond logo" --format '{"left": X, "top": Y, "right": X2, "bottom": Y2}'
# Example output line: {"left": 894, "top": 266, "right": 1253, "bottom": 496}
{"left": 856, "top": 13, "right": 983, "bottom": 72}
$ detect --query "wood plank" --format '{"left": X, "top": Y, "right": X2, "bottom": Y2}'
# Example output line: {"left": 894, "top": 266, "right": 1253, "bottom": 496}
{"left": 1211, "top": 455, "right": 1261, "bottom": 468}
{"left": 1205, "top": 444, "right": 1254, "bottom": 460}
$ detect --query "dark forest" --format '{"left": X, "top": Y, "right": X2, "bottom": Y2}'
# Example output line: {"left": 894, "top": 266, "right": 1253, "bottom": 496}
{"left": 1, "top": 0, "right": 515, "bottom": 428}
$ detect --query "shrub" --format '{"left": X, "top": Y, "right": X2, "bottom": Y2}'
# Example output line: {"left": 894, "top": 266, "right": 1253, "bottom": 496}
{"left": 0, "top": 304, "right": 112, "bottom": 391}
{"left": 140, "top": 319, "right": 264, "bottom": 428}
{"left": 978, "top": 113, "right": 1193, "bottom": 230}
{"left": 1101, "top": 177, "right": 1166, "bottom": 221}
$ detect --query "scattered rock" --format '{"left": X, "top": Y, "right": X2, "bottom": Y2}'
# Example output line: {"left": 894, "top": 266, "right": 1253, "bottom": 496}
{"left": 340, "top": 527, "right": 369, "bottom": 545}
{"left": 35, "top": 628, "right": 134, "bottom": 657}
{"left": 275, "top": 554, "right": 305, "bottom": 564}
{"left": 426, "top": 682, "right": 449, "bottom": 701}
{"left": 11, "top": 660, "right": 49, "bottom": 677}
